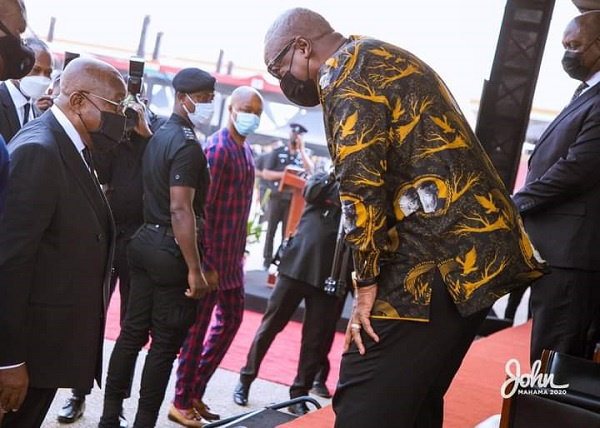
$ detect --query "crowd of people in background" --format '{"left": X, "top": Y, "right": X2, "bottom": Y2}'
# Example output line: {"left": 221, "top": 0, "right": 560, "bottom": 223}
{"left": 1, "top": 1, "right": 600, "bottom": 428}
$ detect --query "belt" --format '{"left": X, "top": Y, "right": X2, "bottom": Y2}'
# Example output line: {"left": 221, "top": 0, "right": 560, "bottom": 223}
{"left": 143, "top": 223, "right": 176, "bottom": 237}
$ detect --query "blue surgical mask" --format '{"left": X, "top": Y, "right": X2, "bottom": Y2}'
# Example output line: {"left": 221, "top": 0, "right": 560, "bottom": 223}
{"left": 233, "top": 110, "right": 260, "bottom": 136}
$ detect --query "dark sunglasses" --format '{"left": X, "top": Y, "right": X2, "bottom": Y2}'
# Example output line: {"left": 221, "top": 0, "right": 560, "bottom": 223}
{"left": 267, "top": 38, "right": 297, "bottom": 79}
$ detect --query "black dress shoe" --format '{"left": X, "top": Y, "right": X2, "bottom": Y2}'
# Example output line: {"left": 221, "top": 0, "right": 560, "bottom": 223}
{"left": 288, "top": 402, "right": 309, "bottom": 416}
{"left": 57, "top": 396, "right": 86, "bottom": 424}
{"left": 310, "top": 381, "right": 332, "bottom": 398}
{"left": 233, "top": 381, "right": 250, "bottom": 406}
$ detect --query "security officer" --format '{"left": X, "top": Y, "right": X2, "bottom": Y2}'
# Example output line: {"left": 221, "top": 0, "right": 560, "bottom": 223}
{"left": 234, "top": 171, "right": 348, "bottom": 415}
{"left": 99, "top": 68, "right": 216, "bottom": 428}
{"left": 260, "top": 123, "right": 314, "bottom": 269}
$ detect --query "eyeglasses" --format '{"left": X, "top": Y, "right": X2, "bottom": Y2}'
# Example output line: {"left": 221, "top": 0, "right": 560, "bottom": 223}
{"left": 267, "top": 38, "right": 296, "bottom": 79}
{"left": 81, "top": 91, "right": 127, "bottom": 114}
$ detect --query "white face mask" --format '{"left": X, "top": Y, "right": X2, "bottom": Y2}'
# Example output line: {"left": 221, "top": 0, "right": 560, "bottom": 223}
{"left": 184, "top": 94, "right": 214, "bottom": 128}
{"left": 20, "top": 75, "right": 51, "bottom": 99}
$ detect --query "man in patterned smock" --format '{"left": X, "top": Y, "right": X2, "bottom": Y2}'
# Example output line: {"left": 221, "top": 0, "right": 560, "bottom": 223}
{"left": 263, "top": 8, "right": 547, "bottom": 428}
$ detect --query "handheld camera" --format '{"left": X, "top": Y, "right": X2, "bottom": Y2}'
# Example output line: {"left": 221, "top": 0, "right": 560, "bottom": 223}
{"left": 125, "top": 57, "right": 145, "bottom": 132}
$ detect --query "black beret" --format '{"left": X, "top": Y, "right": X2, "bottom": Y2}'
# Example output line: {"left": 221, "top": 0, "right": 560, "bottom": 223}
{"left": 290, "top": 123, "right": 308, "bottom": 134}
{"left": 172, "top": 68, "right": 216, "bottom": 93}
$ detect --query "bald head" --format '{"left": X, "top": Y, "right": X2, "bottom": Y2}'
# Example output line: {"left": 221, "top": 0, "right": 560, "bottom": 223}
{"left": 231, "top": 86, "right": 264, "bottom": 107}
{"left": 567, "top": 10, "right": 600, "bottom": 40}
{"left": 59, "top": 57, "right": 125, "bottom": 99}
{"left": 264, "top": 8, "right": 334, "bottom": 65}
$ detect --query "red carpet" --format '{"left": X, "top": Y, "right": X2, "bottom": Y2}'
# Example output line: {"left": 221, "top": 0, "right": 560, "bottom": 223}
{"left": 106, "top": 293, "right": 532, "bottom": 427}
{"left": 105, "top": 291, "right": 344, "bottom": 393}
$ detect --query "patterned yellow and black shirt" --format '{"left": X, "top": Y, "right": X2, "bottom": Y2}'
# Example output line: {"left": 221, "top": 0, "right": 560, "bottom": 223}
{"left": 319, "top": 36, "right": 546, "bottom": 321}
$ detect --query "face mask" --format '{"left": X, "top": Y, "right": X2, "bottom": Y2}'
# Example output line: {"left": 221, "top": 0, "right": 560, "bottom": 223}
{"left": 20, "top": 75, "right": 51, "bottom": 99}
{"left": 233, "top": 110, "right": 260, "bottom": 136}
{"left": 0, "top": 20, "right": 35, "bottom": 80}
{"left": 279, "top": 48, "right": 320, "bottom": 107}
{"left": 87, "top": 111, "right": 126, "bottom": 152}
{"left": 184, "top": 94, "right": 214, "bottom": 128}
{"left": 280, "top": 71, "right": 321, "bottom": 107}
{"left": 562, "top": 51, "right": 591, "bottom": 81}
{"left": 561, "top": 36, "right": 600, "bottom": 81}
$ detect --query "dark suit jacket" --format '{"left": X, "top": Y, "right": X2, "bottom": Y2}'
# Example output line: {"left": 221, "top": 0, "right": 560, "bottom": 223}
{"left": 0, "top": 82, "right": 21, "bottom": 143}
{"left": 513, "top": 82, "right": 600, "bottom": 270}
{"left": 0, "top": 82, "right": 44, "bottom": 144}
{"left": 279, "top": 172, "right": 347, "bottom": 288}
{"left": 0, "top": 110, "right": 114, "bottom": 390}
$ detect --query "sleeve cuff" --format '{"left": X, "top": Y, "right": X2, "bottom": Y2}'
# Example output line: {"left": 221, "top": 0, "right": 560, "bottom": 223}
{"left": 0, "top": 362, "right": 25, "bottom": 370}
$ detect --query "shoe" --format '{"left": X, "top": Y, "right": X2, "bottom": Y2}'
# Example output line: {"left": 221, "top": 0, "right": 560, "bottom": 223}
{"left": 57, "top": 396, "right": 85, "bottom": 424}
{"left": 167, "top": 404, "right": 204, "bottom": 428}
{"left": 310, "top": 381, "right": 332, "bottom": 399}
{"left": 119, "top": 411, "right": 129, "bottom": 428}
{"left": 192, "top": 399, "right": 220, "bottom": 421}
{"left": 288, "top": 402, "right": 310, "bottom": 416}
{"left": 233, "top": 381, "right": 250, "bottom": 406}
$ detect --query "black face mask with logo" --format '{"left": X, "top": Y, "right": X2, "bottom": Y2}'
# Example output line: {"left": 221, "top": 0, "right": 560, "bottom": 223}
{"left": 0, "top": 19, "right": 35, "bottom": 80}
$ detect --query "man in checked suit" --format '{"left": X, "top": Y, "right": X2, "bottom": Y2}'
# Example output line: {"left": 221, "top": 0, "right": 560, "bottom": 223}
{"left": 0, "top": 57, "right": 126, "bottom": 427}
{"left": 513, "top": 11, "right": 600, "bottom": 363}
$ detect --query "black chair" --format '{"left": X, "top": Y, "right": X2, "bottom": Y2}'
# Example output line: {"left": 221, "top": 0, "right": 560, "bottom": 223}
{"left": 500, "top": 350, "right": 600, "bottom": 428}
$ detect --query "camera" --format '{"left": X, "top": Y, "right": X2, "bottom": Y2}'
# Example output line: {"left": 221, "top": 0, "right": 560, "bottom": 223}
{"left": 63, "top": 51, "right": 80, "bottom": 70}
{"left": 124, "top": 57, "right": 145, "bottom": 132}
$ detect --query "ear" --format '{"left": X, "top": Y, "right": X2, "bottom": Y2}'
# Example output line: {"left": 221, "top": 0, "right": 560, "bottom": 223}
{"left": 69, "top": 91, "right": 85, "bottom": 113}
{"left": 228, "top": 103, "right": 233, "bottom": 116}
{"left": 295, "top": 37, "right": 313, "bottom": 58}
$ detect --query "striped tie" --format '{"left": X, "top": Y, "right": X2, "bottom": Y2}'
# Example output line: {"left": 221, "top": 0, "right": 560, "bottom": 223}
{"left": 571, "top": 82, "right": 589, "bottom": 102}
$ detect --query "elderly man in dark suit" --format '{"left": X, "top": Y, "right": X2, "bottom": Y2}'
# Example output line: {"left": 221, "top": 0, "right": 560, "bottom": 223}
{"left": 513, "top": 11, "right": 600, "bottom": 363}
{"left": 0, "top": 56, "right": 126, "bottom": 428}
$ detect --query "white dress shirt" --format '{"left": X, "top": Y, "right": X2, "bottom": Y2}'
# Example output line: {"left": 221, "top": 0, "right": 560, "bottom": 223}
{"left": 5, "top": 79, "right": 32, "bottom": 126}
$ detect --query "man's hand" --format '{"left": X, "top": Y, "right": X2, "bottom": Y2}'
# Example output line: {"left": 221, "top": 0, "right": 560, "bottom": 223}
{"left": 35, "top": 95, "right": 53, "bottom": 112}
{"left": 129, "top": 102, "right": 153, "bottom": 138}
{"left": 0, "top": 364, "right": 28, "bottom": 413}
{"left": 204, "top": 269, "right": 219, "bottom": 292}
{"left": 344, "top": 284, "right": 380, "bottom": 355}
{"left": 185, "top": 269, "right": 211, "bottom": 299}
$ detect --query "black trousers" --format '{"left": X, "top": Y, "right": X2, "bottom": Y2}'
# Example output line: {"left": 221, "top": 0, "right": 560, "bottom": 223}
{"left": 72, "top": 224, "right": 139, "bottom": 400}
{"left": 99, "top": 226, "right": 198, "bottom": 428}
{"left": 333, "top": 274, "right": 488, "bottom": 428}
{"left": 504, "top": 284, "right": 530, "bottom": 321}
{"left": 263, "top": 195, "right": 291, "bottom": 265}
{"left": 239, "top": 275, "right": 339, "bottom": 398}
{"left": 1, "top": 387, "right": 56, "bottom": 428}
{"left": 530, "top": 267, "right": 600, "bottom": 364}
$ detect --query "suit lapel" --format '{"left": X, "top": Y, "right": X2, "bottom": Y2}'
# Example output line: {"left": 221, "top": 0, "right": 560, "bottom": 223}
{"left": 0, "top": 83, "right": 21, "bottom": 139}
{"left": 44, "top": 112, "right": 111, "bottom": 229}
{"left": 530, "top": 83, "right": 600, "bottom": 164}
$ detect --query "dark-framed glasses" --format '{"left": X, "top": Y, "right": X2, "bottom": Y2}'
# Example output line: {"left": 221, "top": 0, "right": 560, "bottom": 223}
{"left": 267, "top": 38, "right": 296, "bottom": 79}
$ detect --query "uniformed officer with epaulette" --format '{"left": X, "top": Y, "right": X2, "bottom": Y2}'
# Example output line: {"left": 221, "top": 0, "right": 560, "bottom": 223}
{"left": 99, "top": 68, "right": 217, "bottom": 428}
{"left": 260, "top": 123, "right": 314, "bottom": 269}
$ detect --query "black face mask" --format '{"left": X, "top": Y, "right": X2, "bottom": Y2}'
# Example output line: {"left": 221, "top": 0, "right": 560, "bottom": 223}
{"left": 562, "top": 50, "right": 591, "bottom": 81}
{"left": 88, "top": 110, "right": 126, "bottom": 153}
{"left": 279, "top": 48, "right": 320, "bottom": 107}
{"left": 0, "top": 20, "right": 35, "bottom": 80}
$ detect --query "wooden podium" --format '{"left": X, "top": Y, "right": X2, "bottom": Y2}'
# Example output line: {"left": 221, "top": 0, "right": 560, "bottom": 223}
{"left": 279, "top": 166, "right": 306, "bottom": 238}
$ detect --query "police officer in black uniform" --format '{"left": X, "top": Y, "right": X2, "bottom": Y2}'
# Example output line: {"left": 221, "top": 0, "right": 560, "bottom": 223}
{"left": 99, "top": 68, "right": 216, "bottom": 428}
{"left": 260, "top": 123, "right": 313, "bottom": 269}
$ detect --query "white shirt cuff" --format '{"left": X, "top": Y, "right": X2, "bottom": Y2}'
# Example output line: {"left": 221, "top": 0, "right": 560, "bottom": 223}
{"left": 0, "top": 362, "right": 25, "bottom": 370}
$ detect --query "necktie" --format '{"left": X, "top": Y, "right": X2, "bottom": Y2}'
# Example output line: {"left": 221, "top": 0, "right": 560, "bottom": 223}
{"left": 82, "top": 147, "right": 94, "bottom": 171}
{"left": 571, "top": 82, "right": 589, "bottom": 102}
{"left": 22, "top": 101, "right": 31, "bottom": 125}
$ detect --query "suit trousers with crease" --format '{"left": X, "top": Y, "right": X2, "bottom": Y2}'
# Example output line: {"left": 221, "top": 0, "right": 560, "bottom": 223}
{"left": 529, "top": 266, "right": 600, "bottom": 364}
{"left": 333, "top": 272, "right": 488, "bottom": 428}
{"left": 99, "top": 226, "right": 198, "bottom": 428}
{"left": 239, "top": 274, "right": 339, "bottom": 398}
